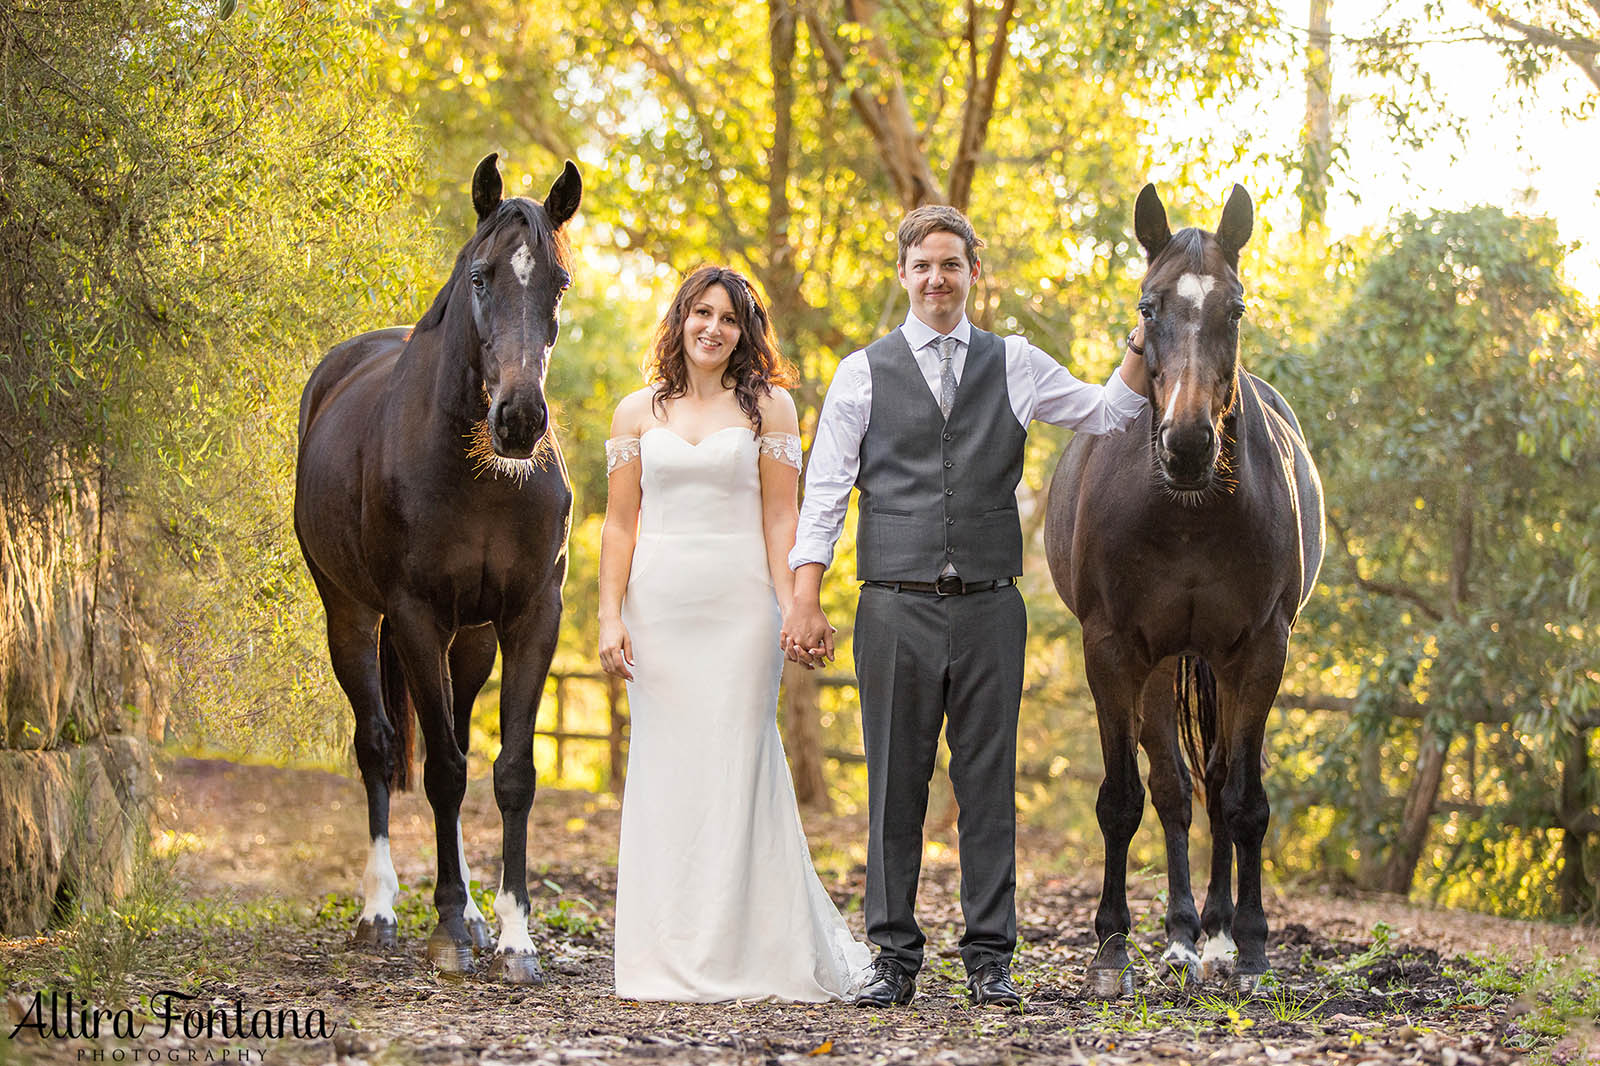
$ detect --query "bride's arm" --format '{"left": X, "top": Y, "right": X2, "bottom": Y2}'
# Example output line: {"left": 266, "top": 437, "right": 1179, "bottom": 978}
{"left": 757, "top": 389, "right": 804, "bottom": 617}
{"left": 598, "top": 391, "right": 649, "bottom": 680}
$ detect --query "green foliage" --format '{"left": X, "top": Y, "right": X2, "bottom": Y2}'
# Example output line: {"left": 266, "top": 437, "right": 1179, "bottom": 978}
{"left": 1270, "top": 206, "right": 1600, "bottom": 915}
{"left": 1, "top": 0, "right": 441, "bottom": 759}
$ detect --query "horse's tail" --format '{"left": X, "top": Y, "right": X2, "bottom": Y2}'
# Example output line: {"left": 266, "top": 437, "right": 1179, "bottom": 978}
{"left": 1176, "top": 654, "right": 1218, "bottom": 808}
{"left": 377, "top": 619, "right": 416, "bottom": 793}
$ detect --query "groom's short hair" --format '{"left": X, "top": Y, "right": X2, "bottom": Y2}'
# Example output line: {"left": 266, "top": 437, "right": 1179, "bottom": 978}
{"left": 897, "top": 205, "right": 984, "bottom": 267}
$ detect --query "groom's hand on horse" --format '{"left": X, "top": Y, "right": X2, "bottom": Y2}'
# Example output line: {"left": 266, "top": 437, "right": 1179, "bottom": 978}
{"left": 598, "top": 616, "right": 635, "bottom": 681}
{"left": 1117, "top": 321, "right": 1151, "bottom": 397}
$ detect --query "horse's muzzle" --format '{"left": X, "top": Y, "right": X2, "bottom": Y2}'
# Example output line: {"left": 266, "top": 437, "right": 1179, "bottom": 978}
{"left": 489, "top": 396, "right": 548, "bottom": 458}
{"left": 1158, "top": 421, "right": 1217, "bottom": 489}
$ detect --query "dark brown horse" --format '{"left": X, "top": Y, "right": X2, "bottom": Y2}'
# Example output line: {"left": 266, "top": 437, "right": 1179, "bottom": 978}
{"left": 294, "top": 154, "right": 580, "bottom": 983}
{"left": 1044, "top": 184, "right": 1324, "bottom": 996}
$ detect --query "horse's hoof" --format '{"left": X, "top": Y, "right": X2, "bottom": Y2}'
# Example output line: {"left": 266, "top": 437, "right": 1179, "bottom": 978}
{"left": 1161, "top": 944, "right": 1202, "bottom": 988}
{"left": 1233, "top": 970, "right": 1268, "bottom": 996}
{"left": 351, "top": 917, "right": 398, "bottom": 951}
{"left": 487, "top": 950, "right": 547, "bottom": 986}
{"left": 466, "top": 917, "right": 494, "bottom": 954}
{"left": 1201, "top": 932, "right": 1237, "bottom": 981}
{"left": 1166, "top": 959, "right": 1201, "bottom": 989}
{"left": 426, "top": 928, "right": 475, "bottom": 974}
{"left": 1087, "top": 966, "right": 1136, "bottom": 999}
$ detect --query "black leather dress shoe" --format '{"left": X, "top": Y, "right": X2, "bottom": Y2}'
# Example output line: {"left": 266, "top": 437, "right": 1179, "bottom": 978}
{"left": 854, "top": 959, "right": 916, "bottom": 1007}
{"left": 966, "top": 959, "right": 1022, "bottom": 1008}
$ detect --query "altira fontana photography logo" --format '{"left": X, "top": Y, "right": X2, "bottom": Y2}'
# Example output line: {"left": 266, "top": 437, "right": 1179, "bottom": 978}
{"left": 8, "top": 989, "right": 337, "bottom": 1044}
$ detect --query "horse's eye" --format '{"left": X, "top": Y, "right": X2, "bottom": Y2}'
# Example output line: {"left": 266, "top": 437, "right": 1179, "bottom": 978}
{"left": 1229, "top": 302, "right": 1246, "bottom": 323}
{"left": 1138, "top": 302, "right": 1156, "bottom": 321}
{"left": 558, "top": 270, "right": 572, "bottom": 293}
{"left": 470, "top": 270, "right": 485, "bottom": 291}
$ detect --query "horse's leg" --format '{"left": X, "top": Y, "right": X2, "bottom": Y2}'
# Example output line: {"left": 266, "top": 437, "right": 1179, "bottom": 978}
{"left": 1218, "top": 636, "right": 1289, "bottom": 993}
{"left": 485, "top": 584, "right": 562, "bottom": 985}
{"left": 310, "top": 571, "right": 399, "bottom": 951}
{"left": 1084, "top": 631, "right": 1146, "bottom": 999}
{"left": 384, "top": 598, "right": 474, "bottom": 973}
{"left": 448, "top": 623, "right": 499, "bottom": 953}
{"left": 1139, "top": 662, "right": 1202, "bottom": 987}
{"left": 1198, "top": 711, "right": 1237, "bottom": 981}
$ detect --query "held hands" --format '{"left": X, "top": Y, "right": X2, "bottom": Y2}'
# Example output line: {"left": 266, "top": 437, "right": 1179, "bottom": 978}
{"left": 598, "top": 615, "right": 634, "bottom": 681}
{"left": 780, "top": 602, "right": 835, "bottom": 671}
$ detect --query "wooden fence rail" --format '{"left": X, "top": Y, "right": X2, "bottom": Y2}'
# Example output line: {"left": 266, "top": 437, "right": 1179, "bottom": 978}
{"left": 538, "top": 671, "right": 1595, "bottom": 831}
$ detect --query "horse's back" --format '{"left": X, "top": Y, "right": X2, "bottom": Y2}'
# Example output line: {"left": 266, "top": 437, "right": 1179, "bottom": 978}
{"left": 295, "top": 327, "right": 411, "bottom": 606}
{"left": 299, "top": 326, "right": 411, "bottom": 441}
{"left": 1245, "top": 372, "right": 1325, "bottom": 609}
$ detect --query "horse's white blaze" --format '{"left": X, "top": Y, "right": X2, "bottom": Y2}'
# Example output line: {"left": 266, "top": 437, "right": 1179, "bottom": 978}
{"left": 1164, "top": 378, "right": 1183, "bottom": 424}
{"left": 494, "top": 889, "right": 536, "bottom": 954}
{"left": 1201, "top": 930, "right": 1238, "bottom": 974}
{"left": 360, "top": 836, "right": 398, "bottom": 923}
{"left": 1163, "top": 941, "right": 1202, "bottom": 967}
{"left": 510, "top": 242, "right": 536, "bottom": 287}
{"left": 1176, "top": 272, "right": 1217, "bottom": 310}
{"left": 457, "top": 820, "right": 486, "bottom": 924}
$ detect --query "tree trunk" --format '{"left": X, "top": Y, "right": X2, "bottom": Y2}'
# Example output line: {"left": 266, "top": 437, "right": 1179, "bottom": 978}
{"left": 1381, "top": 721, "right": 1450, "bottom": 894}
{"left": 1354, "top": 724, "right": 1388, "bottom": 885}
{"left": 1298, "top": 0, "right": 1333, "bottom": 232}
{"left": 1557, "top": 727, "right": 1598, "bottom": 917}
{"left": 782, "top": 662, "right": 831, "bottom": 812}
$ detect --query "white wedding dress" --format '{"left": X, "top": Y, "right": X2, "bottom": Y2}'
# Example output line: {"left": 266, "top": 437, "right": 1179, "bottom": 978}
{"left": 606, "top": 425, "right": 871, "bottom": 1002}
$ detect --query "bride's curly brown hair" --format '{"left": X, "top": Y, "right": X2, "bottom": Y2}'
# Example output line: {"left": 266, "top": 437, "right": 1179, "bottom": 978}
{"left": 646, "top": 265, "right": 798, "bottom": 435}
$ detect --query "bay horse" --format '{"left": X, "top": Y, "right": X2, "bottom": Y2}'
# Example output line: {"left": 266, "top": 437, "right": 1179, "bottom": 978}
{"left": 1043, "top": 184, "right": 1324, "bottom": 996}
{"left": 294, "top": 154, "right": 580, "bottom": 983}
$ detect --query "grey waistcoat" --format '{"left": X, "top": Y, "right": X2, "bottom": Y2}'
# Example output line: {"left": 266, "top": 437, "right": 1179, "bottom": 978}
{"left": 856, "top": 326, "right": 1027, "bottom": 582}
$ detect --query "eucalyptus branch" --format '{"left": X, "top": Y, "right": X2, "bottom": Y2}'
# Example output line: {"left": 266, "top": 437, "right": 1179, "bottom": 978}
{"left": 1329, "top": 512, "right": 1446, "bottom": 622}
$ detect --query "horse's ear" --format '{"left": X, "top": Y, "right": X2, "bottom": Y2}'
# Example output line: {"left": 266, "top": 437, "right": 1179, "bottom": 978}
{"left": 545, "top": 161, "right": 582, "bottom": 229}
{"left": 1135, "top": 184, "right": 1171, "bottom": 261}
{"left": 1216, "top": 184, "right": 1254, "bottom": 260}
{"left": 472, "top": 153, "right": 503, "bottom": 224}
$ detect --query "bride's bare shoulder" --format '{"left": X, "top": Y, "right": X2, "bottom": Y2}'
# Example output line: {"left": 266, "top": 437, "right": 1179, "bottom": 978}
{"left": 611, "top": 387, "right": 658, "bottom": 437}
{"left": 757, "top": 387, "right": 799, "bottom": 436}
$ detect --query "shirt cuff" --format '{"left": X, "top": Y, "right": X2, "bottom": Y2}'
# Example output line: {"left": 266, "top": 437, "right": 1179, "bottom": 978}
{"left": 787, "top": 539, "right": 835, "bottom": 572}
{"left": 1104, "top": 369, "right": 1149, "bottom": 417}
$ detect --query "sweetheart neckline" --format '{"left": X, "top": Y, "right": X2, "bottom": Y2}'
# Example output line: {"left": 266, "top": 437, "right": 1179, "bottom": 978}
{"left": 642, "top": 425, "right": 754, "bottom": 448}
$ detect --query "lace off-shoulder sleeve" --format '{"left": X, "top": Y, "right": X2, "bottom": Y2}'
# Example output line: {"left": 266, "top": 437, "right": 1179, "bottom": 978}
{"left": 757, "top": 432, "right": 803, "bottom": 470}
{"left": 605, "top": 436, "right": 642, "bottom": 474}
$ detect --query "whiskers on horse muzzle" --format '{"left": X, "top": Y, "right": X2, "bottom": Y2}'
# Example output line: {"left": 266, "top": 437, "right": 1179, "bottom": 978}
{"left": 1150, "top": 421, "right": 1236, "bottom": 505}
{"left": 466, "top": 419, "right": 557, "bottom": 485}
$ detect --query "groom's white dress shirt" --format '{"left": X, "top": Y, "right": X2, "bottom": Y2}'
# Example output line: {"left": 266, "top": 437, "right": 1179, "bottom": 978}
{"left": 788, "top": 313, "right": 1148, "bottom": 571}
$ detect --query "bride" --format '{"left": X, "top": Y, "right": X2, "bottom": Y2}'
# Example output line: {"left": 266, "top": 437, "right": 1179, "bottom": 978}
{"left": 598, "top": 265, "right": 871, "bottom": 1001}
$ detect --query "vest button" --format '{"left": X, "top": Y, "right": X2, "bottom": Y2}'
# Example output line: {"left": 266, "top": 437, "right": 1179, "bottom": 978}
{"left": 943, "top": 432, "right": 953, "bottom": 441}
{"left": 945, "top": 488, "right": 954, "bottom": 496}
{"left": 944, "top": 460, "right": 953, "bottom": 468}
{"left": 946, "top": 517, "right": 954, "bottom": 525}
{"left": 946, "top": 546, "right": 955, "bottom": 554}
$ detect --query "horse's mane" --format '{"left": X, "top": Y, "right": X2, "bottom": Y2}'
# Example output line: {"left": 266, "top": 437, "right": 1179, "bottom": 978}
{"left": 414, "top": 198, "right": 572, "bottom": 333}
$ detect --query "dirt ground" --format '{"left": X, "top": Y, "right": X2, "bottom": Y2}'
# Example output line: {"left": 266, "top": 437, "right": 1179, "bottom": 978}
{"left": 3, "top": 758, "right": 1598, "bottom": 1066}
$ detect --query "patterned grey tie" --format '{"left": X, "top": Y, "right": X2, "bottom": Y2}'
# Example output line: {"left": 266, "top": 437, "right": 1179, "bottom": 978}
{"left": 936, "top": 335, "right": 957, "bottom": 419}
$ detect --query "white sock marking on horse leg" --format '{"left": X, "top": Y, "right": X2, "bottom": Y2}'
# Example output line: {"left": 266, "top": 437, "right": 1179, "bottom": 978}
{"left": 457, "top": 819, "right": 486, "bottom": 923}
{"left": 1163, "top": 941, "right": 1202, "bottom": 968}
{"left": 359, "top": 836, "right": 398, "bottom": 923}
{"left": 1176, "top": 272, "right": 1217, "bottom": 309}
{"left": 494, "top": 888, "right": 536, "bottom": 954}
{"left": 510, "top": 242, "right": 535, "bottom": 287}
{"left": 1202, "top": 930, "right": 1238, "bottom": 975}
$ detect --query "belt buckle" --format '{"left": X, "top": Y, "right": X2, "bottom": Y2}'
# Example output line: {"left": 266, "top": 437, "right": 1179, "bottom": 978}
{"left": 934, "top": 574, "right": 964, "bottom": 596}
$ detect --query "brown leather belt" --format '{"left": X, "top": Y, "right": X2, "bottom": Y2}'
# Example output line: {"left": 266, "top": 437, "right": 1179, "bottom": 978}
{"left": 862, "top": 577, "right": 1017, "bottom": 596}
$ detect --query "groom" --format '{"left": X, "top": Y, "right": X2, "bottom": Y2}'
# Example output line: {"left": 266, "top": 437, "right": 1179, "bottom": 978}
{"left": 781, "top": 205, "right": 1150, "bottom": 1008}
